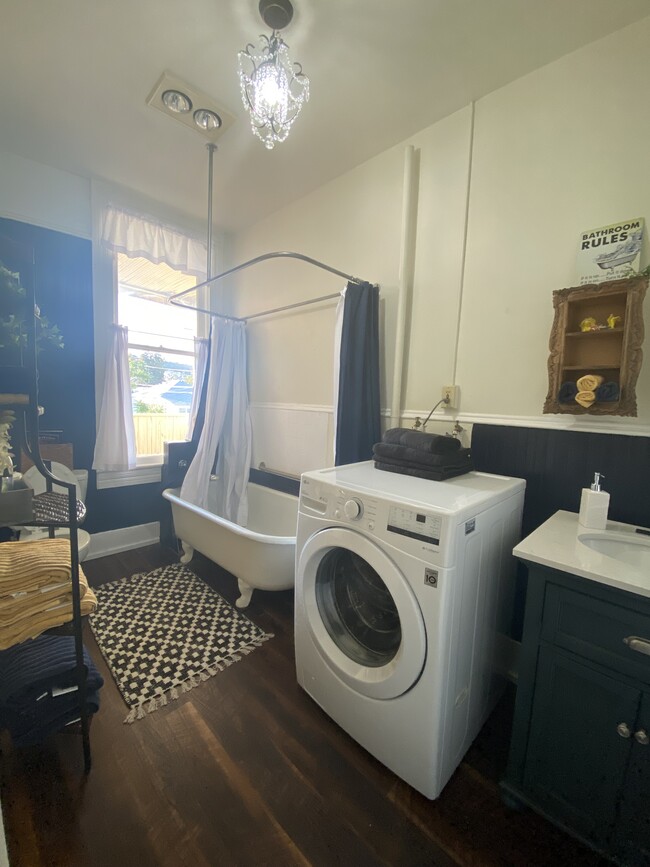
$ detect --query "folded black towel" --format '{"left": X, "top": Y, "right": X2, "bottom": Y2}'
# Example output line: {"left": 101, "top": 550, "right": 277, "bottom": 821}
{"left": 382, "top": 428, "right": 461, "bottom": 454}
{"left": 595, "top": 381, "right": 620, "bottom": 402}
{"left": 374, "top": 451, "right": 473, "bottom": 475}
{"left": 374, "top": 461, "right": 473, "bottom": 482}
{"left": 374, "top": 441, "right": 471, "bottom": 468}
{"left": 558, "top": 381, "right": 578, "bottom": 403}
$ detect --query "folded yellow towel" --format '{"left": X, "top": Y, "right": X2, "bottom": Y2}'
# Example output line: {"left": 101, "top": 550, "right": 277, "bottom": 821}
{"left": 0, "top": 538, "right": 72, "bottom": 593}
{"left": 576, "top": 374, "right": 604, "bottom": 392}
{"left": 0, "top": 585, "right": 97, "bottom": 649}
{"left": 575, "top": 390, "right": 596, "bottom": 408}
{"left": 0, "top": 570, "right": 90, "bottom": 627}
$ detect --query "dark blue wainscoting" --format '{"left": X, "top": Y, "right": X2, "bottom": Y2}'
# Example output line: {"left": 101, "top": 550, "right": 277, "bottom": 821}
{"left": 471, "top": 423, "right": 650, "bottom": 638}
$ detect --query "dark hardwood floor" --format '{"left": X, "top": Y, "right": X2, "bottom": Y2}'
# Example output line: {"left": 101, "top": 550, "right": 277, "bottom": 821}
{"left": 0, "top": 545, "right": 612, "bottom": 867}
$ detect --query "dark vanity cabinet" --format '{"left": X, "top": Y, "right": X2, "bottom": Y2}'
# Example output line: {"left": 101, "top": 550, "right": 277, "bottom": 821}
{"left": 502, "top": 564, "right": 650, "bottom": 866}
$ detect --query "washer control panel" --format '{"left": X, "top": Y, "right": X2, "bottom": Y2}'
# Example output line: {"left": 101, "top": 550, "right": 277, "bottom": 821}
{"left": 387, "top": 505, "right": 441, "bottom": 546}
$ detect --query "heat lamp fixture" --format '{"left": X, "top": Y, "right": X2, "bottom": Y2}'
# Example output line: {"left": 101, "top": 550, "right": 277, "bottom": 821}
{"left": 238, "top": 0, "right": 310, "bottom": 150}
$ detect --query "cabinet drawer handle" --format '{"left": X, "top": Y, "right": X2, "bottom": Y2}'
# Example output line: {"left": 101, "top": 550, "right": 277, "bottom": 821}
{"left": 617, "top": 722, "right": 631, "bottom": 738}
{"left": 635, "top": 729, "right": 649, "bottom": 745}
{"left": 623, "top": 636, "right": 650, "bottom": 656}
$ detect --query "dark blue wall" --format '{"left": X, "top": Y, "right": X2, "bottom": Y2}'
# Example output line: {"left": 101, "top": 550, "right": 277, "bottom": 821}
{"left": 0, "top": 218, "right": 165, "bottom": 535}
{"left": 0, "top": 218, "right": 95, "bottom": 468}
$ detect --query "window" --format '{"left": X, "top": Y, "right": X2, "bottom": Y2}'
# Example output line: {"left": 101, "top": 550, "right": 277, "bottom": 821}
{"left": 117, "top": 253, "right": 198, "bottom": 462}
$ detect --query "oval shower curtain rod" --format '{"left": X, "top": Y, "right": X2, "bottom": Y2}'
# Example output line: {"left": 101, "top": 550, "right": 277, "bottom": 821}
{"left": 169, "top": 250, "right": 372, "bottom": 322}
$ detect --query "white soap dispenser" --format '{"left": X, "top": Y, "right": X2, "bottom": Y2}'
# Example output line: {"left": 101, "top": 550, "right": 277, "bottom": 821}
{"left": 578, "top": 472, "right": 610, "bottom": 530}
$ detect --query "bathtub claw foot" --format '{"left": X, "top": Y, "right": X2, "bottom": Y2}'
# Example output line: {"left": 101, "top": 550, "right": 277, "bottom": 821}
{"left": 235, "top": 580, "right": 254, "bottom": 609}
{"left": 180, "top": 541, "right": 194, "bottom": 565}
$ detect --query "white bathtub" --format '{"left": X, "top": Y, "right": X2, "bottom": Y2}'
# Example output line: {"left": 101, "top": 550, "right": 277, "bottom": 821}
{"left": 162, "top": 481, "right": 298, "bottom": 608}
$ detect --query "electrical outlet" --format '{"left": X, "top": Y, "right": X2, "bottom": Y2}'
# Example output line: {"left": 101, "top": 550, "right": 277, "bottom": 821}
{"left": 441, "top": 385, "right": 458, "bottom": 408}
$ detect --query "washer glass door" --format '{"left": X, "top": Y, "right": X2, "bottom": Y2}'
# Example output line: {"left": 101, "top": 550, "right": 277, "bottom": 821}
{"left": 315, "top": 547, "right": 401, "bottom": 667}
{"left": 299, "top": 527, "right": 426, "bottom": 699}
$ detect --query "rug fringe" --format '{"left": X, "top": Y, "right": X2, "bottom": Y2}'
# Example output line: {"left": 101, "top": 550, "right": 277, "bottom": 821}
{"left": 122, "top": 630, "right": 275, "bottom": 724}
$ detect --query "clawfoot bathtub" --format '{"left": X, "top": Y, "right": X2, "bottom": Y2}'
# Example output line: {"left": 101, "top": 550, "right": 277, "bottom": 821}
{"left": 162, "top": 481, "right": 297, "bottom": 608}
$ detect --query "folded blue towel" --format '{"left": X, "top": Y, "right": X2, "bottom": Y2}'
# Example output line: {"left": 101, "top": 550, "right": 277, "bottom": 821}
{"left": 558, "top": 381, "right": 578, "bottom": 403}
{"left": 595, "top": 381, "right": 620, "bottom": 402}
{"left": 0, "top": 634, "right": 103, "bottom": 706}
{"left": 10, "top": 690, "right": 101, "bottom": 746}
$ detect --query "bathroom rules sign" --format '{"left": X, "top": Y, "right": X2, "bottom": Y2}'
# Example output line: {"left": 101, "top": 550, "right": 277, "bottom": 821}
{"left": 575, "top": 217, "right": 645, "bottom": 285}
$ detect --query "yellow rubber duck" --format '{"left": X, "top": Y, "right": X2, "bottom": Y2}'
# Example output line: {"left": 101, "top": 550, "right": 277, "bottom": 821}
{"left": 607, "top": 313, "right": 622, "bottom": 329}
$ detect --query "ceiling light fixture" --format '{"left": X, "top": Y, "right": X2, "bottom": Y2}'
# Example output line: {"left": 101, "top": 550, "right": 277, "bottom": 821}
{"left": 238, "top": 0, "right": 309, "bottom": 150}
{"left": 193, "top": 108, "right": 222, "bottom": 131}
{"left": 162, "top": 89, "right": 193, "bottom": 114}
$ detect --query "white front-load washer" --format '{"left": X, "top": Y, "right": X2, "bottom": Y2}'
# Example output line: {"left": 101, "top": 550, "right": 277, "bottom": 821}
{"left": 295, "top": 461, "right": 525, "bottom": 799}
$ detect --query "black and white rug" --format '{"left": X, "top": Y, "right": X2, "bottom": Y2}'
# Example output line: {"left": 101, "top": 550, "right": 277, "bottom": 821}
{"left": 89, "top": 563, "right": 273, "bottom": 723}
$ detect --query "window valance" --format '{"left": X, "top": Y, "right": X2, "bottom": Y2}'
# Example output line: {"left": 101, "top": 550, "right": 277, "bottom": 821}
{"left": 101, "top": 206, "right": 207, "bottom": 278}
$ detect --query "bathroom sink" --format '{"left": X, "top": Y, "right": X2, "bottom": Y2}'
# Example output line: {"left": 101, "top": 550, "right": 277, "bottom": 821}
{"left": 578, "top": 531, "right": 650, "bottom": 571}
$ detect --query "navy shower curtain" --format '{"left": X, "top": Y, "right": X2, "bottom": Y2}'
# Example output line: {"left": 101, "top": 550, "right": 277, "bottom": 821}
{"left": 334, "top": 281, "right": 381, "bottom": 465}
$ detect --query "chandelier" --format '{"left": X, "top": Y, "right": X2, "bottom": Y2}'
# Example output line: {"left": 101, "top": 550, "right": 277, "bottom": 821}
{"left": 238, "top": 0, "right": 310, "bottom": 150}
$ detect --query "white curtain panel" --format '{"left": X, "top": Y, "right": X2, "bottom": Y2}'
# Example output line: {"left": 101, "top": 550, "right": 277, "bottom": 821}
{"left": 186, "top": 336, "right": 210, "bottom": 440}
{"left": 180, "top": 321, "right": 252, "bottom": 523}
{"left": 101, "top": 206, "right": 207, "bottom": 278}
{"left": 92, "top": 325, "right": 136, "bottom": 472}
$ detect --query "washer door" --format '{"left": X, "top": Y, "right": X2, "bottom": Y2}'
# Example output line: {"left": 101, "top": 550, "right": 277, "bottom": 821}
{"left": 298, "top": 527, "right": 426, "bottom": 699}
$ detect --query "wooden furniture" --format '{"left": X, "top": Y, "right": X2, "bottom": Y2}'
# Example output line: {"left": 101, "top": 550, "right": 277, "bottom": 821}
{"left": 0, "top": 235, "right": 91, "bottom": 772}
{"left": 502, "top": 561, "right": 650, "bottom": 866}
{"left": 544, "top": 275, "right": 647, "bottom": 416}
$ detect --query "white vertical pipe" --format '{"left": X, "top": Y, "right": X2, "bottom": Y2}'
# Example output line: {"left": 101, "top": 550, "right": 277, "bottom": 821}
{"left": 390, "top": 145, "right": 417, "bottom": 429}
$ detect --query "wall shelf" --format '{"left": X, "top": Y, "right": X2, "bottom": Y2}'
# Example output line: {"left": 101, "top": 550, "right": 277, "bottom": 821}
{"left": 544, "top": 275, "right": 648, "bottom": 416}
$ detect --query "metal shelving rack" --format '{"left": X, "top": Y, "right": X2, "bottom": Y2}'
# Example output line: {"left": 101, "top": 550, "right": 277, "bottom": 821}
{"left": 0, "top": 238, "right": 91, "bottom": 772}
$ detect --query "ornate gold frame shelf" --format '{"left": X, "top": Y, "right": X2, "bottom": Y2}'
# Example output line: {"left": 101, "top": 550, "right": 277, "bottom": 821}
{"left": 543, "top": 275, "right": 648, "bottom": 417}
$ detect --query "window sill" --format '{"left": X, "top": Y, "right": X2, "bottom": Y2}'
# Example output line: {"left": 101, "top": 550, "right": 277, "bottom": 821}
{"left": 95, "top": 464, "right": 162, "bottom": 490}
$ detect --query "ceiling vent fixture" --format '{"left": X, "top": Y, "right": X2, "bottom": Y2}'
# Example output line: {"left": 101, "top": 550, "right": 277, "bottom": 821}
{"left": 146, "top": 72, "right": 236, "bottom": 141}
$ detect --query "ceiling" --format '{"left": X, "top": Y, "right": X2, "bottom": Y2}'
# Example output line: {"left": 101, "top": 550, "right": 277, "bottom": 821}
{"left": 1, "top": 1, "right": 649, "bottom": 233}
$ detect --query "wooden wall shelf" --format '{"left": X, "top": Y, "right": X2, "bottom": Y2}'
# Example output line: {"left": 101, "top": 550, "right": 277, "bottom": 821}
{"left": 543, "top": 275, "right": 648, "bottom": 417}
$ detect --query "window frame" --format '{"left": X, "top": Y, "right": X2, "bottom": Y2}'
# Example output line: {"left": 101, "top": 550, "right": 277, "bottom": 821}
{"left": 94, "top": 243, "right": 208, "bottom": 490}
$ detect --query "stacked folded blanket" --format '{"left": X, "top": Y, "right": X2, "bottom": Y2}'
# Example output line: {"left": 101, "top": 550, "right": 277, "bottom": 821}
{"left": 373, "top": 429, "right": 473, "bottom": 481}
{"left": 0, "top": 634, "right": 103, "bottom": 746}
{"left": 0, "top": 539, "right": 97, "bottom": 650}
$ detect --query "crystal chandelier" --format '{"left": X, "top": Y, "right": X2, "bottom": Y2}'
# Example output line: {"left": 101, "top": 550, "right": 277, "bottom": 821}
{"left": 238, "top": 0, "right": 310, "bottom": 150}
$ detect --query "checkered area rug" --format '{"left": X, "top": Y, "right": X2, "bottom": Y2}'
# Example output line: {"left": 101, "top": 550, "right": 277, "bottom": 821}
{"left": 89, "top": 563, "right": 273, "bottom": 723}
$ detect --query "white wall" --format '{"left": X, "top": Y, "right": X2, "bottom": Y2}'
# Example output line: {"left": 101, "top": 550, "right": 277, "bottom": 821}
{"left": 0, "top": 150, "right": 91, "bottom": 238}
{"left": 231, "top": 16, "right": 650, "bottom": 474}
{"left": 458, "top": 17, "right": 650, "bottom": 425}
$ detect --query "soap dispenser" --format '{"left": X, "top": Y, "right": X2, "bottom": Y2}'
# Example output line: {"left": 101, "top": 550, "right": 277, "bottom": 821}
{"left": 578, "top": 472, "right": 610, "bottom": 530}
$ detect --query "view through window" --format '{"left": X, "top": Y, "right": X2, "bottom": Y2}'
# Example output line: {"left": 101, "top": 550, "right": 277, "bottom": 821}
{"left": 117, "top": 253, "right": 199, "bottom": 460}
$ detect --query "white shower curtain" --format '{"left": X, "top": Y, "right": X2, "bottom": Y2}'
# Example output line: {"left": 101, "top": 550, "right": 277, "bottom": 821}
{"left": 186, "top": 336, "right": 209, "bottom": 440}
{"left": 180, "top": 320, "right": 252, "bottom": 524}
{"left": 92, "top": 325, "right": 136, "bottom": 472}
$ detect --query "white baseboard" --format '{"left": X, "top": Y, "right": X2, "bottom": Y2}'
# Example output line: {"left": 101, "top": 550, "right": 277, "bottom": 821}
{"left": 86, "top": 522, "right": 160, "bottom": 560}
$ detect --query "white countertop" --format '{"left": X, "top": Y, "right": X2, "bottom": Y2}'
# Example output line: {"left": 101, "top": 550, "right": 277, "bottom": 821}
{"left": 514, "top": 510, "right": 650, "bottom": 599}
